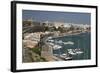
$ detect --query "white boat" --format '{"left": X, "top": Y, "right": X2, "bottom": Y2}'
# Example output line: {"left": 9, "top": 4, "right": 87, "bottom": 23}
{"left": 62, "top": 53, "right": 66, "bottom": 56}
{"left": 75, "top": 40, "right": 84, "bottom": 54}
{"left": 60, "top": 53, "right": 72, "bottom": 60}
{"left": 67, "top": 49, "right": 77, "bottom": 55}
{"left": 48, "top": 37, "right": 52, "bottom": 39}
{"left": 48, "top": 39, "right": 54, "bottom": 42}
{"left": 65, "top": 57, "right": 72, "bottom": 60}
{"left": 58, "top": 40, "right": 63, "bottom": 44}
{"left": 75, "top": 49, "right": 83, "bottom": 54}
{"left": 68, "top": 48, "right": 83, "bottom": 55}
{"left": 76, "top": 51, "right": 83, "bottom": 54}
{"left": 53, "top": 45, "right": 62, "bottom": 50}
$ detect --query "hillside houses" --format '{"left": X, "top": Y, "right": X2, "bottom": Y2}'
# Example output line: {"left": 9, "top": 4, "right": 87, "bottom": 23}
{"left": 22, "top": 20, "right": 90, "bottom": 49}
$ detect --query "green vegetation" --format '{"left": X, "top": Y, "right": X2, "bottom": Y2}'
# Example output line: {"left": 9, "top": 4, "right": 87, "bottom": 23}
{"left": 44, "top": 26, "right": 49, "bottom": 31}
{"left": 23, "top": 20, "right": 32, "bottom": 27}
{"left": 32, "top": 54, "right": 47, "bottom": 62}
{"left": 32, "top": 48, "right": 41, "bottom": 56}
{"left": 57, "top": 27, "right": 66, "bottom": 33}
{"left": 31, "top": 48, "right": 47, "bottom": 62}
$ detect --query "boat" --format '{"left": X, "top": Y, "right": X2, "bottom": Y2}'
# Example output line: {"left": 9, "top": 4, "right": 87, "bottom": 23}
{"left": 47, "top": 36, "right": 52, "bottom": 39}
{"left": 65, "top": 57, "right": 72, "bottom": 60}
{"left": 75, "top": 40, "right": 83, "bottom": 54}
{"left": 58, "top": 40, "right": 63, "bottom": 44}
{"left": 60, "top": 53, "right": 72, "bottom": 60}
{"left": 75, "top": 49, "right": 83, "bottom": 54}
{"left": 68, "top": 49, "right": 83, "bottom": 55}
{"left": 53, "top": 45, "right": 62, "bottom": 50}
{"left": 67, "top": 40, "right": 84, "bottom": 55}
{"left": 63, "top": 41, "right": 74, "bottom": 45}
{"left": 53, "top": 45, "right": 72, "bottom": 60}
{"left": 47, "top": 39, "right": 54, "bottom": 42}
{"left": 67, "top": 49, "right": 77, "bottom": 55}
{"left": 76, "top": 51, "right": 83, "bottom": 54}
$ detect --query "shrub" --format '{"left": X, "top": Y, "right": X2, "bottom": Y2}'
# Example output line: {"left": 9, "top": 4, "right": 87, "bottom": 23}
{"left": 32, "top": 48, "right": 41, "bottom": 56}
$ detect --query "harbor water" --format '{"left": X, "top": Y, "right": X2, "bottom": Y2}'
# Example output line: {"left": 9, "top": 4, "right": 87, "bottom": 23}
{"left": 52, "top": 32, "right": 91, "bottom": 60}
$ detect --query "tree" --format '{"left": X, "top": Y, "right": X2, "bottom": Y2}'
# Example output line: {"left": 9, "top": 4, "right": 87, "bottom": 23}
{"left": 44, "top": 26, "right": 49, "bottom": 31}
{"left": 23, "top": 20, "right": 32, "bottom": 27}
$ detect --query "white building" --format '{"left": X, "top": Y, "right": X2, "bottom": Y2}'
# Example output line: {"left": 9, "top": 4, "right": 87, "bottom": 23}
{"left": 23, "top": 32, "right": 43, "bottom": 48}
{"left": 64, "top": 23, "right": 90, "bottom": 29}
{"left": 53, "top": 22, "right": 64, "bottom": 29}
{"left": 43, "top": 21, "right": 64, "bottom": 28}
{"left": 24, "top": 32, "right": 41, "bottom": 42}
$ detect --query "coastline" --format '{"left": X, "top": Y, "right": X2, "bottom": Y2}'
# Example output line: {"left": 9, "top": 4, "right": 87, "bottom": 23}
{"left": 51, "top": 31, "right": 90, "bottom": 39}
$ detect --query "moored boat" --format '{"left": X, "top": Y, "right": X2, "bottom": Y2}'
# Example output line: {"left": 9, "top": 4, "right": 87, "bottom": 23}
{"left": 60, "top": 53, "right": 72, "bottom": 60}
{"left": 67, "top": 48, "right": 83, "bottom": 55}
{"left": 53, "top": 45, "right": 62, "bottom": 50}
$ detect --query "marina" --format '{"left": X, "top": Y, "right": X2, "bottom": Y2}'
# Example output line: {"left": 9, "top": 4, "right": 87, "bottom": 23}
{"left": 22, "top": 10, "right": 91, "bottom": 62}
{"left": 46, "top": 32, "right": 90, "bottom": 61}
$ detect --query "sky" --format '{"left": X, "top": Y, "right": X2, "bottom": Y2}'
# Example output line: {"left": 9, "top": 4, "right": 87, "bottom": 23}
{"left": 22, "top": 10, "right": 91, "bottom": 25}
